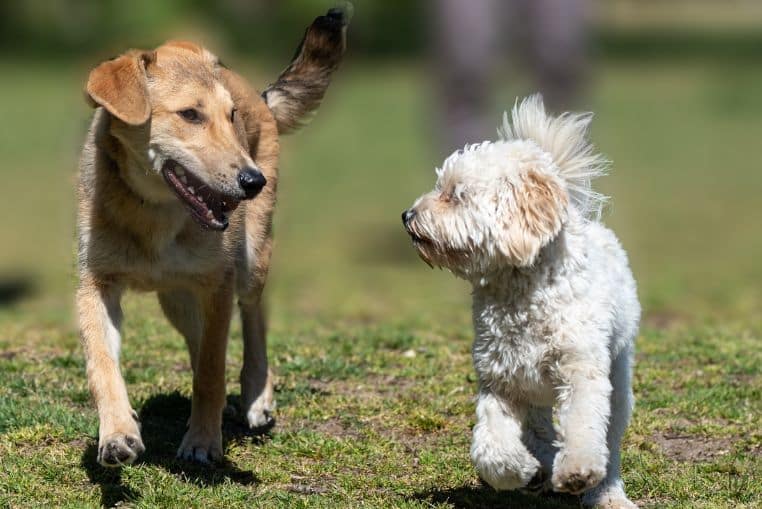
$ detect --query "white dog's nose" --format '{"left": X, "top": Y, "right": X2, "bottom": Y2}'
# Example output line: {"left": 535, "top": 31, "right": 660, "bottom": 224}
{"left": 402, "top": 209, "right": 416, "bottom": 225}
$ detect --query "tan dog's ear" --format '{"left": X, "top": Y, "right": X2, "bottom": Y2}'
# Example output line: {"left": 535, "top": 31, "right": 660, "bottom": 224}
{"left": 262, "top": 6, "right": 349, "bottom": 134}
{"left": 162, "top": 40, "right": 204, "bottom": 55}
{"left": 162, "top": 40, "right": 220, "bottom": 64}
{"left": 501, "top": 171, "right": 568, "bottom": 266}
{"left": 85, "top": 51, "right": 155, "bottom": 125}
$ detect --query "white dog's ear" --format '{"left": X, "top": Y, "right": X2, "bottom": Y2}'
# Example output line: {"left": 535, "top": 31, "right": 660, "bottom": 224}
{"left": 500, "top": 171, "right": 568, "bottom": 266}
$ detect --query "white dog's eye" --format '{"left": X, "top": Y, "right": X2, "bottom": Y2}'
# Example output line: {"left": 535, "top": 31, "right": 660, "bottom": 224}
{"left": 452, "top": 183, "right": 466, "bottom": 202}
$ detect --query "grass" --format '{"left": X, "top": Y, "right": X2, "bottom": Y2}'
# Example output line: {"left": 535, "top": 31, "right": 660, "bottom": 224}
{"left": 0, "top": 54, "right": 760, "bottom": 508}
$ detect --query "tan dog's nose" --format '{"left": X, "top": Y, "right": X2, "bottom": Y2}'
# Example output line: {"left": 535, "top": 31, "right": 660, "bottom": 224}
{"left": 238, "top": 168, "right": 266, "bottom": 199}
{"left": 401, "top": 209, "right": 416, "bottom": 226}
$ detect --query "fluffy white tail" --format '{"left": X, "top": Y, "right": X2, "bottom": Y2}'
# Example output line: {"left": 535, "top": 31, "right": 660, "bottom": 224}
{"left": 498, "top": 94, "right": 609, "bottom": 219}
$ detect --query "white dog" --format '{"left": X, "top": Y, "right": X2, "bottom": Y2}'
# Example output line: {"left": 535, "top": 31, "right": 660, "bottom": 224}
{"left": 402, "top": 96, "right": 639, "bottom": 508}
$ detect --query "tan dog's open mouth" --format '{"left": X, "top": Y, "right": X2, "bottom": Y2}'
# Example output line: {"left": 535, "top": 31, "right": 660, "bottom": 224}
{"left": 162, "top": 160, "right": 240, "bottom": 231}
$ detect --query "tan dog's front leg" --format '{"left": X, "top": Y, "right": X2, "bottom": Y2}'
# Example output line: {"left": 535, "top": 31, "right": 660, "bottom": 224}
{"left": 240, "top": 298, "right": 275, "bottom": 429}
{"left": 237, "top": 229, "right": 276, "bottom": 429}
{"left": 177, "top": 275, "right": 234, "bottom": 463}
{"left": 78, "top": 276, "right": 144, "bottom": 467}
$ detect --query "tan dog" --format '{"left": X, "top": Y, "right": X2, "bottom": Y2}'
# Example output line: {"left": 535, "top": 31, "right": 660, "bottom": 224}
{"left": 77, "top": 9, "right": 347, "bottom": 467}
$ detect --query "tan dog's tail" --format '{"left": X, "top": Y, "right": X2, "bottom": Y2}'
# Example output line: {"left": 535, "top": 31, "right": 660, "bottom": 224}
{"left": 263, "top": 5, "right": 351, "bottom": 134}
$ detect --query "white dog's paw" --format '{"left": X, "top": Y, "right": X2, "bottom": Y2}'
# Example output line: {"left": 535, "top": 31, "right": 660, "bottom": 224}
{"left": 244, "top": 394, "right": 276, "bottom": 429}
{"left": 552, "top": 448, "right": 607, "bottom": 494}
{"left": 521, "top": 467, "right": 553, "bottom": 494}
{"left": 472, "top": 443, "right": 541, "bottom": 490}
{"left": 176, "top": 428, "right": 222, "bottom": 464}
{"left": 583, "top": 483, "right": 639, "bottom": 509}
{"left": 591, "top": 497, "right": 638, "bottom": 509}
{"left": 98, "top": 431, "right": 145, "bottom": 467}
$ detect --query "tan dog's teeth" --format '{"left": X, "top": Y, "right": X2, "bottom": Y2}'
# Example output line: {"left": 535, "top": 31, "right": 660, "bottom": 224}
{"left": 206, "top": 210, "right": 213, "bottom": 218}
{"left": 188, "top": 186, "right": 195, "bottom": 194}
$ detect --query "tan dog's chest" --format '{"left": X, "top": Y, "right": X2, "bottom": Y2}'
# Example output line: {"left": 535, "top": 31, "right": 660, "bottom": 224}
{"left": 115, "top": 239, "right": 228, "bottom": 291}
{"left": 83, "top": 203, "right": 242, "bottom": 292}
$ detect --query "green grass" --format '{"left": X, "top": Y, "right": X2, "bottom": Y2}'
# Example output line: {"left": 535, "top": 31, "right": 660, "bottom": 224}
{"left": 0, "top": 56, "right": 760, "bottom": 508}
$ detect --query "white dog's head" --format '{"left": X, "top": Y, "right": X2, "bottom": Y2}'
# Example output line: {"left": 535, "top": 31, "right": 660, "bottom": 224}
{"left": 402, "top": 95, "right": 608, "bottom": 280}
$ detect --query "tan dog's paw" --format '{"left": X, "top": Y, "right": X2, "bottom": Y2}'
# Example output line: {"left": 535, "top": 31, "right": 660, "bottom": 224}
{"left": 98, "top": 432, "right": 145, "bottom": 467}
{"left": 245, "top": 396, "right": 276, "bottom": 429}
{"left": 552, "top": 449, "right": 606, "bottom": 494}
{"left": 177, "top": 428, "right": 222, "bottom": 464}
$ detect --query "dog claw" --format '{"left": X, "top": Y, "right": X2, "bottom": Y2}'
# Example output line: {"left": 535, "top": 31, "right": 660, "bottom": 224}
{"left": 176, "top": 430, "right": 222, "bottom": 465}
{"left": 98, "top": 432, "right": 145, "bottom": 467}
{"left": 247, "top": 408, "right": 275, "bottom": 430}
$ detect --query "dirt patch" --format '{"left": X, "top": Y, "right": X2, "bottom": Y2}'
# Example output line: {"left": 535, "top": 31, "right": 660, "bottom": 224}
{"left": 310, "top": 417, "right": 365, "bottom": 442}
{"left": 653, "top": 432, "right": 735, "bottom": 462}
{"left": 0, "top": 349, "right": 20, "bottom": 360}
{"left": 0, "top": 346, "right": 70, "bottom": 363}
{"left": 286, "top": 483, "right": 328, "bottom": 495}
{"left": 306, "top": 374, "right": 419, "bottom": 399}
{"left": 643, "top": 309, "right": 687, "bottom": 330}
{"left": 277, "top": 374, "right": 471, "bottom": 459}
{"left": 727, "top": 372, "right": 759, "bottom": 388}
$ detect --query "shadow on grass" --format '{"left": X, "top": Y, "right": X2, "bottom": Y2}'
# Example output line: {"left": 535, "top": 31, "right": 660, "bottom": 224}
{"left": 80, "top": 455, "right": 141, "bottom": 508}
{"left": 0, "top": 276, "right": 34, "bottom": 307}
{"left": 413, "top": 485, "right": 581, "bottom": 509}
{"left": 82, "top": 391, "right": 271, "bottom": 507}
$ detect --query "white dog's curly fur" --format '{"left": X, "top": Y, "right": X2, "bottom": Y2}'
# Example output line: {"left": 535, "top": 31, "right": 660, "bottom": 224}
{"left": 403, "top": 95, "right": 639, "bottom": 508}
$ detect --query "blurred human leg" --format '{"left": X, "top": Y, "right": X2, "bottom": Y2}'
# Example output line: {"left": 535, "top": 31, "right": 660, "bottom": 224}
{"left": 525, "top": 0, "right": 590, "bottom": 110}
{"left": 431, "top": 0, "right": 499, "bottom": 152}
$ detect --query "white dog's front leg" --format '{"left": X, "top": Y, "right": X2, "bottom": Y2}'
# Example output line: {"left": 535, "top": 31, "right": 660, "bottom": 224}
{"left": 582, "top": 347, "right": 638, "bottom": 509}
{"left": 471, "top": 390, "right": 540, "bottom": 490}
{"left": 553, "top": 366, "right": 612, "bottom": 495}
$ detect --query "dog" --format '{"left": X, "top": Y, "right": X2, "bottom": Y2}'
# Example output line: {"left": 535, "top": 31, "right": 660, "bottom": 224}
{"left": 77, "top": 8, "right": 348, "bottom": 467}
{"left": 402, "top": 96, "right": 639, "bottom": 508}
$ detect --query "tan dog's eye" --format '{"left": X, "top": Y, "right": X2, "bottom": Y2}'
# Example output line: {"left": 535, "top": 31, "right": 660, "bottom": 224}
{"left": 230, "top": 108, "right": 237, "bottom": 123}
{"left": 178, "top": 108, "right": 203, "bottom": 123}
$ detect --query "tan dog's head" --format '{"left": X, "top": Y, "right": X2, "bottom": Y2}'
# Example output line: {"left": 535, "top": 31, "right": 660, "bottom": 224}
{"left": 85, "top": 8, "right": 348, "bottom": 230}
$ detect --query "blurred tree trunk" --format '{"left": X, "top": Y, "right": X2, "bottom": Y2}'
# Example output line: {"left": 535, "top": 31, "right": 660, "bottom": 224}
{"left": 524, "top": 0, "right": 590, "bottom": 112}
{"left": 431, "top": 0, "right": 499, "bottom": 152}
{"left": 431, "top": 0, "right": 590, "bottom": 151}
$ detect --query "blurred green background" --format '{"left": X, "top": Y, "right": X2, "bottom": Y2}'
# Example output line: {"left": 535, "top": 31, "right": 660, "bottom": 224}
{"left": 0, "top": 0, "right": 760, "bottom": 325}
{"left": 0, "top": 2, "right": 760, "bottom": 507}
